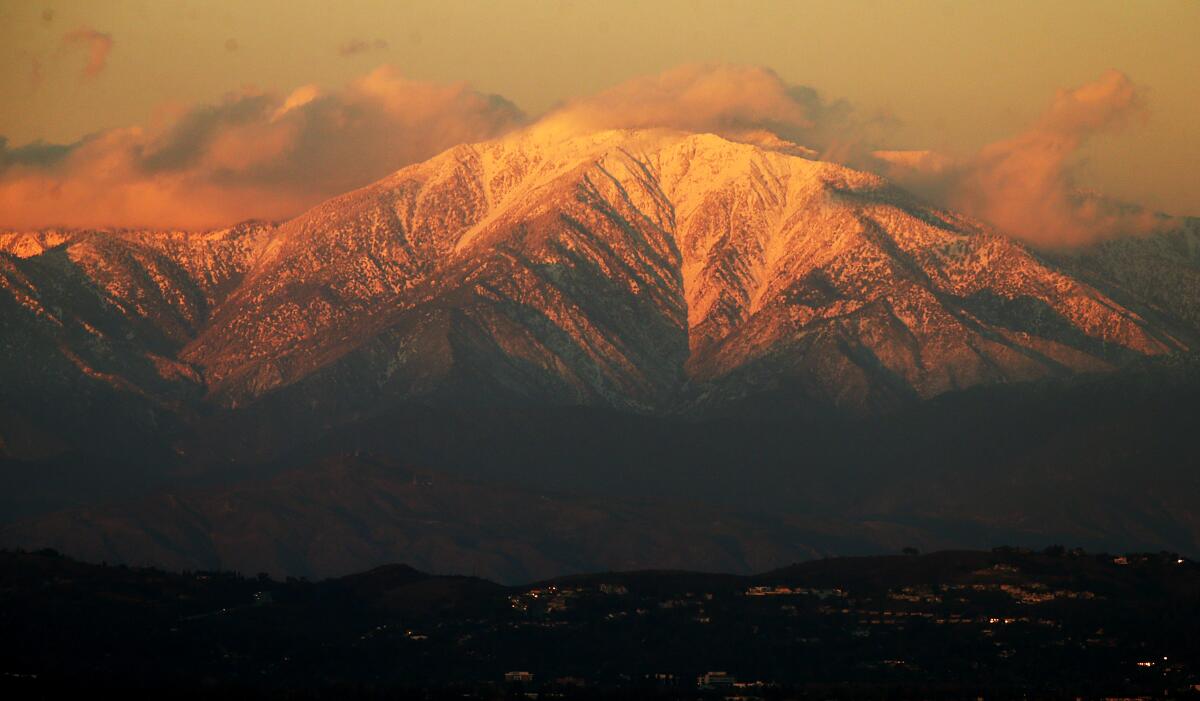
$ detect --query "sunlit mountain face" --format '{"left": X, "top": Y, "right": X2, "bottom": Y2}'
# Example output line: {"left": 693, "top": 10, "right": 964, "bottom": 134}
{"left": 2, "top": 126, "right": 1191, "bottom": 417}
{"left": 3, "top": 2, "right": 1200, "bottom": 693}
{"left": 2, "top": 120, "right": 1199, "bottom": 579}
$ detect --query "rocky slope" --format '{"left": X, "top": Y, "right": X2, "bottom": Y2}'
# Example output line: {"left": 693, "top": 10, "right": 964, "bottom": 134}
{"left": 0, "top": 223, "right": 273, "bottom": 459}
{"left": 17, "top": 125, "right": 1169, "bottom": 420}
{"left": 3, "top": 127, "right": 1200, "bottom": 575}
{"left": 2, "top": 126, "right": 1194, "bottom": 453}
{"left": 1048, "top": 217, "right": 1200, "bottom": 347}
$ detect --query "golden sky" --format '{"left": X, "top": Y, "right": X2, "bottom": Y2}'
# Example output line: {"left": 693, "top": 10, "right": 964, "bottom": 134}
{"left": 1, "top": 0, "right": 1197, "bottom": 225}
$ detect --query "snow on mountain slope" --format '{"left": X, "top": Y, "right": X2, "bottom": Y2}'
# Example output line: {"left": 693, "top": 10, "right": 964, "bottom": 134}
{"left": 0, "top": 222, "right": 273, "bottom": 445}
{"left": 1048, "top": 218, "right": 1200, "bottom": 346}
{"left": 1, "top": 222, "right": 273, "bottom": 347}
{"left": 170, "top": 126, "right": 1183, "bottom": 413}
{"left": 651, "top": 135, "right": 1180, "bottom": 408}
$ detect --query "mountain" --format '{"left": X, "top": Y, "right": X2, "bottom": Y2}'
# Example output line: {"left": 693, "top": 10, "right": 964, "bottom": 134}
{"left": 5, "top": 126, "right": 1185, "bottom": 429}
{"left": 178, "top": 126, "right": 1185, "bottom": 416}
{"left": 1047, "top": 217, "right": 1200, "bottom": 347}
{"left": 3, "top": 126, "right": 1200, "bottom": 575}
{"left": 0, "top": 223, "right": 272, "bottom": 460}
{"left": 5, "top": 356, "right": 1200, "bottom": 581}
{"left": 0, "top": 452, "right": 890, "bottom": 583}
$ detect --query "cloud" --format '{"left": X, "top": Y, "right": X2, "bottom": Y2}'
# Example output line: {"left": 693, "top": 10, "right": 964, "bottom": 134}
{"left": 0, "top": 137, "right": 73, "bottom": 169}
{"left": 338, "top": 38, "right": 388, "bottom": 57}
{"left": 542, "top": 64, "right": 891, "bottom": 163}
{"left": 63, "top": 27, "right": 113, "bottom": 79}
{"left": 875, "top": 70, "right": 1163, "bottom": 247}
{"left": 545, "top": 64, "right": 1160, "bottom": 247}
{"left": 0, "top": 62, "right": 1165, "bottom": 244}
{"left": 0, "top": 66, "right": 524, "bottom": 229}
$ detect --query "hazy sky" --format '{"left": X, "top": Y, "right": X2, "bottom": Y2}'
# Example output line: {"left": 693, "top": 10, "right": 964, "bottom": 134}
{"left": 1, "top": 0, "right": 1197, "bottom": 224}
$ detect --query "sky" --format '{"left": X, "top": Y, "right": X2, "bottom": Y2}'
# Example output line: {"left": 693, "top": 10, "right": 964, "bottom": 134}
{"left": 0, "top": 0, "right": 1197, "bottom": 238}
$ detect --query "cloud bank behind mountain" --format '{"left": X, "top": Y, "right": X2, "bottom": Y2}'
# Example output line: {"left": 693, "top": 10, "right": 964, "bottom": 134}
{"left": 0, "top": 64, "right": 1177, "bottom": 245}
{"left": 0, "top": 66, "right": 523, "bottom": 229}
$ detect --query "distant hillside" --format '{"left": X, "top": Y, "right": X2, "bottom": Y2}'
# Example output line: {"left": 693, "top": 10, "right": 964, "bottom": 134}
{"left": 5, "top": 355, "right": 1200, "bottom": 581}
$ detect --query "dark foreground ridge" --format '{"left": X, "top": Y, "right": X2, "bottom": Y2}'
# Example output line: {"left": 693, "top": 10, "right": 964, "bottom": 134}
{"left": 3, "top": 548, "right": 1200, "bottom": 698}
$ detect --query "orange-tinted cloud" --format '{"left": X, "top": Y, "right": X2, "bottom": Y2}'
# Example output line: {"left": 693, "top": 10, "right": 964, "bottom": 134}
{"left": 543, "top": 64, "right": 889, "bottom": 162}
{"left": 550, "top": 64, "right": 812, "bottom": 133}
{"left": 63, "top": 28, "right": 113, "bottom": 79}
{"left": 1, "top": 62, "right": 1168, "bottom": 244}
{"left": 0, "top": 66, "right": 524, "bottom": 229}
{"left": 876, "top": 70, "right": 1165, "bottom": 247}
{"left": 554, "top": 65, "right": 1164, "bottom": 247}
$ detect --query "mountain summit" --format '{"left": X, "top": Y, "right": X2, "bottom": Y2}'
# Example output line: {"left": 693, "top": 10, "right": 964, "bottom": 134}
{"left": 174, "top": 126, "right": 1182, "bottom": 414}
{"left": 2, "top": 127, "right": 1188, "bottom": 425}
{"left": 3, "top": 125, "right": 1200, "bottom": 575}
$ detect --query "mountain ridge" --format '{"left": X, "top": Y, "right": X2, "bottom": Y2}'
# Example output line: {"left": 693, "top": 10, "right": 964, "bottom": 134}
{"left": 4, "top": 127, "right": 1200, "bottom": 578}
{"left": 11, "top": 126, "right": 1175, "bottom": 415}
{"left": 5, "top": 129, "right": 1193, "bottom": 416}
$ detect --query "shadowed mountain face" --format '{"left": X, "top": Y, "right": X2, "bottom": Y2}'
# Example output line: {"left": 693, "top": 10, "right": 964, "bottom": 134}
{"left": 5, "top": 356, "right": 1199, "bottom": 582}
{"left": 2, "top": 127, "right": 1199, "bottom": 578}
{"left": 0, "top": 453, "right": 871, "bottom": 583}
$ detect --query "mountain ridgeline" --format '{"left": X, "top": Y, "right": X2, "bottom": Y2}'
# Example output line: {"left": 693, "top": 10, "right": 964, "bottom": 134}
{"left": 4, "top": 128, "right": 1194, "bottom": 419}
{"left": 2, "top": 126, "right": 1199, "bottom": 577}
